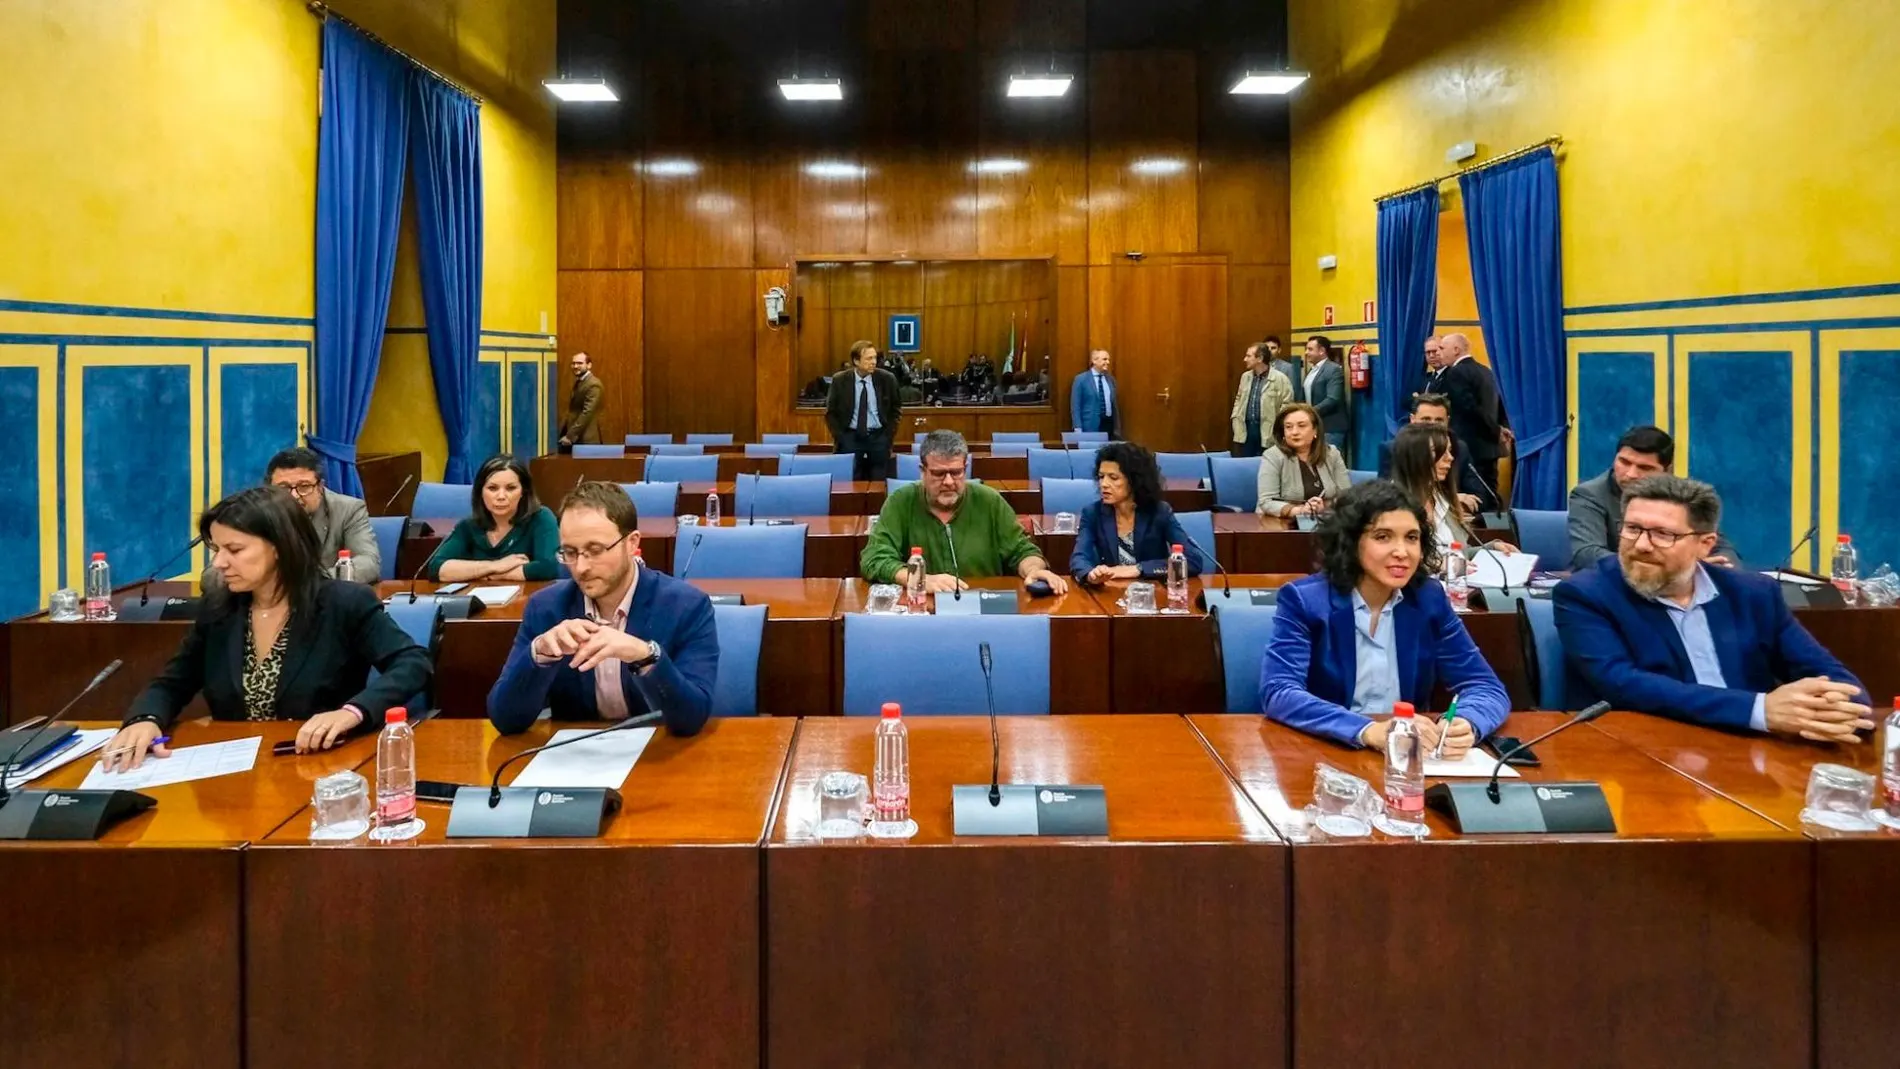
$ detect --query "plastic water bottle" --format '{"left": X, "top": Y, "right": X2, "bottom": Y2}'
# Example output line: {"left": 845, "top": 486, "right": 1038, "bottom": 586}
{"left": 1383, "top": 701, "right": 1426, "bottom": 830}
{"left": 369, "top": 707, "right": 424, "bottom": 841}
{"left": 1166, "top": 543, "right": 1190, "bottom": 609}
{"left": 1443, "top": 543, "right": 1470, "bottom": 612}
{"left": 869, "top": 702, "right": 915, "bottom": 838}
{"left": 1879, "top": 698, "right": 1900, "bottom": 828}
{"left": 632, "top": 546, "right": 644, "bottom": 568}
{"left": 1831, "top": 534, "right": 1859, "bottom": 606}
{"left": 334, "top": 549, "right": 354, "bottom": 583}
{"left": 904, "top": 546, "right": 927, "bottom": 610}
{"left": 705, "top": 489, "right": 721, "bottom": 525}
{"left": 85, "top": 552, "right": 116, "bottom": 621}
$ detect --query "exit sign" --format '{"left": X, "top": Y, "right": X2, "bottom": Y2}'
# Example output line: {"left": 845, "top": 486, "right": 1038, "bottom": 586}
{"left": 1363, "top": 300, "right": 1376, "bottom": 323}
{"left": 1322, "top": 305, "right": 1335, "bottom": 327}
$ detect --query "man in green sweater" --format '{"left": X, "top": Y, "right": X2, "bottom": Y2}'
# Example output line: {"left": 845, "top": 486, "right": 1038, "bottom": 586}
{"left": 861, "top": 430, "right": 1070, "bottom": 595}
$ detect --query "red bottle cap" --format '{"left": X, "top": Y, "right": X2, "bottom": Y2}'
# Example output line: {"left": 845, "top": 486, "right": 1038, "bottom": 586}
{"left": 910, "top": 546, "right": 922, "bottom": 556}
{"left": 1171, "top": 544, "right": 1184, "bottom": 554}
{"left": 385, "top": 707, "right": 407, "bottom": 724}
{"left": 1837, "top": 534, "right": 1852, "bottom": 543}
{"left": 91, "top": 552, "right": 105, "bottom": 561}
{"left": 881, "top": 702, "right": 902, "bottom": 719}
{"left": 1393, "top": 702, "right": 1415, "bottom": 718}
{"left": 338, "top": 550, "right": 351, "bottom": 558}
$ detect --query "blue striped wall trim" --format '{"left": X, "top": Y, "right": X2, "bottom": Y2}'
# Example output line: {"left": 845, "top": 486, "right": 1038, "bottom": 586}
{"left": 1809, "top": 330, "right": 1822, "bottom": 563}
{"left": 0, "top": 298, "right": 312, "bottom": 327}
{"left": 480, "top": 344, "right": 558, "bottom": 353}
{"left": 55, "top": 345, "right": 68, "bottom": 590}
{"left": 1569, "top": 316, "right": 1900, "bottom": 338}
{"left": 1567, "top": 282, "right": 1900, "bottom": 316}
{"left": 0, "top": 333, "right": 308, "bottom": 348}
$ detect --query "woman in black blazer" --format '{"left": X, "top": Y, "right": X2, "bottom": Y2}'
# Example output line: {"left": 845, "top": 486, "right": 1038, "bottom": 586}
{"left": 101, "top": 486, "right": 431, "bottom": 770}
{"left": 1070, "top": 441, "right": 1203, "bottom": 584}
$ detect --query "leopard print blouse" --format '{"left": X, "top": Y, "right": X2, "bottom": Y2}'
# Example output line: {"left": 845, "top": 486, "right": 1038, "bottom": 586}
{"left": 242, "top": 619, "right": 291, "bottom": 721}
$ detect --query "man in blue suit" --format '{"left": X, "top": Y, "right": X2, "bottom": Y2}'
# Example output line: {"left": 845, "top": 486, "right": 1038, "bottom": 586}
{"left": 1554, "top": 474, "right": 1871, "bottom": 740}
{"left": 1070, "top": 348, "right": 1122, "bottom": 438}
{"left": 488, "top": 482, "right": 717, "bottom": 736}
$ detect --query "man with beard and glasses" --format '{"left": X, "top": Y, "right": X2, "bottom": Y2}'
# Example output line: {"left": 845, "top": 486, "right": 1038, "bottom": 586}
{"left": 1553, "top": 474, "right": 1871, "bottom": 740}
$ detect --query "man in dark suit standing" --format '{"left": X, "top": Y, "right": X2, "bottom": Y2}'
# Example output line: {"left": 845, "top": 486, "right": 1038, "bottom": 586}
{"left": 1433, "top": 332, "right": 1512, "bottom": 493}
{"left": 558, "top": 351, "right": 605, "bottom": 452}
{"left": 1374, "top": 392, "right": 1499, "bottom": 512}
{"left": 1299, "top": 335, "right": 1349, "bottom": 450}
{"left": 1421, "top": 334, "right": 1446, "bottom": 393}
{"left": 1070, "top": 348, "right": 1122, "bottom": 438}
{"left": 826, "top": 339, "right": 900, "bottom": 481}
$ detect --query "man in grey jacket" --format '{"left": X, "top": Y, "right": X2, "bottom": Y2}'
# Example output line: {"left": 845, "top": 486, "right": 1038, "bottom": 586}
{"left": 206, "top": 447, "right": 382, "bottom": 585}
{"left": 1569, "top": 426, "right": 1738, "bottom": 571}
{"left": 1230, "top": 342, "right": 1293, "bottom": 456}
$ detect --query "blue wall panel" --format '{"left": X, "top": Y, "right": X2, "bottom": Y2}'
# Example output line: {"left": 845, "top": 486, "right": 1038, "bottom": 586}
{"left": 0, "top": 368, "right": 42, "bottom": 618}
{"left": 1837, "top": 350, "right": 1900, "bottom": 574}
{"left": 510, "top": 360, "right": 540, "bottom": 457}
{"left": 473, "top": 361, "right": 502, "bottom": 462}
{"left": 546, "top": 361, "right": 559, "bottom": 450}
{"left": 83, "top": 364, "right": 192, "bottom": 584}
{"left": 1686, "top": 351, "right": 1791, "bottom": 568}
{"left": 1575, "top": 351, "right": 1656, "bottom": 480}
{"left": 219, "top": 363, "right": 299, "bottom": 498}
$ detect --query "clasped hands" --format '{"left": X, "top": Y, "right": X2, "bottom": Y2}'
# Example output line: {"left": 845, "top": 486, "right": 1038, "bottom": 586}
{"left": 534, "top": 618, "right": 652, "bottom": 672}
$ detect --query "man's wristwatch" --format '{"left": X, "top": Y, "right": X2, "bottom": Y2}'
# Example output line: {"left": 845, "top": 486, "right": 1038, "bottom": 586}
{"left": 630, "top": 642, "right": 663, "bottom": 671}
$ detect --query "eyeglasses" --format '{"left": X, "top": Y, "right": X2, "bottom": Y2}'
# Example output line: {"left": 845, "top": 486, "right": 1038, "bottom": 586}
{"left": 274, "top": 481, "right": 322, "bottom": 498}
{"left": 555, "top": 531, "right": 632, "bottom": 564}
{"left": 1619, "top": 522, "right": 1707, "bottom": 549}
{"left": 921, "top": 466, "right": 966, "bottom": 482}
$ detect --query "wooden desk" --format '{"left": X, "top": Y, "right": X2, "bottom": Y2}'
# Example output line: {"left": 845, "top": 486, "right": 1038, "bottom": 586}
{"left": 641, "top": 515, "right": 863, "bottom": 577}
{"left": 1592, "top": 713, "right": 1897, "bottom": 1069}
{"left": 765, "top": 715, "right": 1285, "bottom": 1068}
{"left": 1788, "top": 602, "right": 1900, "bottom": 717}
{"left": 2, "top": 720, "right": 375, "bottom": 1069}
{"left": 5, "top": 583, "right": 201, "bottom": 726}
{"left": 991, "top": 477, "right": 1212, "bottom": 516}
{"left": 835, "top": 577, "right": 1109, "bottom": 714}
{"left": 682, "top": 479, "right": 870, "bottom": 517}
{"left": 969, "top": 452, "right": 1028, "bottom": 480}
{"left": 1190, "top": 712, "right": 1812, "bottom": 1069}
{"left": 247, "top": 717, "right": 795, "bottom": 1069}
{"left": 1091, "top": 574, "right": 1299, "bottom": 712}
{"left": 1214, "top": 511, "right": 1321, "bottom": 573}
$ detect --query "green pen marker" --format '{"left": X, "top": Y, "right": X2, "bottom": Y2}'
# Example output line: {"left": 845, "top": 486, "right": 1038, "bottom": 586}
{"left": 1434, "top": 696, "right": 1460, "bottom": 760}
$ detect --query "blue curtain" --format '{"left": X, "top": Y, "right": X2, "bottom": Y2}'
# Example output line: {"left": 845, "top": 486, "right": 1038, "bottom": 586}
{"left": 1374, "top": 187, "right": 1440, "bottom": 439}
{"left": 410, "top": 77, "right": 484, "bottom": 484}
{"left": 1461, "top": 148, "right": 1567, "bottom": 509}
{"left": 312, "top": 19, "right": 411, "bottom": 496}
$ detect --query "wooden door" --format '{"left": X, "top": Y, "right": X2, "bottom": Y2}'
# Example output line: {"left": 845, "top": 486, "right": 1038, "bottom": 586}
{"left": 1109, "top": 256, "right": 1230, "bottom": 452}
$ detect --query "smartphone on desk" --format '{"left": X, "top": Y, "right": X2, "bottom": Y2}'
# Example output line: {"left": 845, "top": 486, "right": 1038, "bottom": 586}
{"left": 435, "top": 582, "right": 468, "bottom": 595}
{"left": 1486, "top": 736, "right": 1542, "bottom": 767}
{"left": 417, "top": 780, "right": 461, "bottom": 804}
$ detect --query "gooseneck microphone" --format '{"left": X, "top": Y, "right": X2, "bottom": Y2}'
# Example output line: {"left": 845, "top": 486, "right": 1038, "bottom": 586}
{"left": 944, "top": 522, "right": 963, "bottom": 600}
{"left": 1178, "top": 531, "right": 1231, "bottom": 598}
{"left": 0, "top": 660, "right": 123, "bottom": 808}
{"left": 380, "top": 474, "right": 416, "bottom": 514}
{"left": 979, "top": 642, "right": 1000, "bottom": 807}
{"left": 1485, "top": 701, "right": 1609, "bottom": 803}
{"left": 133, "top": 537, "right": 206, "bottom": 606}
{"left": 677, "top": 532, "right": 706, "bottom": 580}
{"left": 487, "top": 710, "right": 664, "bottom": 808}
{"left": 1771, "top": 525, "right": 1819, "bottom": 580}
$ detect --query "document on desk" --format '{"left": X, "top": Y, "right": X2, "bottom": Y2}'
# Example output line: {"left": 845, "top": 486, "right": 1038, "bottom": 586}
{"left": 5, "top": 729, "right": 115, "bottom": 789}
{"left": 510, "top": 727, "right": 654, "bottom": 790}
{"left": 1470, "top": 550, "right": 1538, "bottom": 589}
{"left": 1423, "top": 747, "right": 1521, "bottom": 779}
{"left": 79, "top": 736, "right": 262, "bottom": 790}
{"left": 466, "top": 585, "right": 521, "bottom": 606}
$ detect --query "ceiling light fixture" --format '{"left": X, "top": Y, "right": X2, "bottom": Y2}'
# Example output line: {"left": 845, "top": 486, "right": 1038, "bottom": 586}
{"left": 779, "top": 77, "right": 843, "bottom": 101}
{"left": 1007, "top": 73, "right": 1073, "bottom": 98}
{"left": 543, "top": 78, "right": 618, "bottom": 103}
{"left": 968, "top": 158, "right": 1029, "bottom": 174}
{"left": 1229, "top": 70, "right": 1309, "bottom": 95}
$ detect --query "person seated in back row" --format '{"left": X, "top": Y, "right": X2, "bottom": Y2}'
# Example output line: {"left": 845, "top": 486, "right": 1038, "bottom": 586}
{"left": 861, "top": 430, "right": 1069, "bottom": 595}
{"left": 203, "top": 446, "right": 381, "bottom": 587}
{"left": 1259, "top": 480, "right": 1509, "bottom": 754}
{"left": 1255, "top": 403, "right": 1351, "bottom": 520}
{"left": 488, "top": 482, "right": 716, "bottom": 736}
{"left": 423, "top": 454, "right": 561, "bottom": 583}
{"left": 1070, "top": 442, "right": 1203, "bottom": 585}
{"left": 1567, "top": 425, "right": 1739, "bottom": 571}
{"left": 1385, "top": 423, "right": 1518, "bottom": 559}
{"left": 1554, "top": 474, "right": 1869, "bottom": 739}
{"left": 1375, "top": 392, "right": 1498, "bottom": 514}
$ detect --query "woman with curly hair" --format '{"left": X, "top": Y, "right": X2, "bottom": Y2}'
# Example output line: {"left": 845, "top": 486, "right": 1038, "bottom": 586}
{"left": 1070, "top": 442, "right": 1203, "bottom": 585}
{"left": 1257, "top": 480, "right": 1508, "bottom": 754}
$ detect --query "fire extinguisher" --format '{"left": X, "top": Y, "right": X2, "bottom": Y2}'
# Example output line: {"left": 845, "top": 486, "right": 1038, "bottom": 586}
{"left": 1348, "top": 341, "right": 1371, "bottom": 390}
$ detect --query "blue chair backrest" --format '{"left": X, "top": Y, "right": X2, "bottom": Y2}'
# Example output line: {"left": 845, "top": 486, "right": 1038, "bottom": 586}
{"left": 1176, "top": 510, "right": 1217, "bottom": 573}
{"left": 762, "top": 433, "right": 809, "bottom": 445}
{"left": 989, "top": 442, "right": 1030, "bottom": 458}
{"left": 842, "top": 614, "right": 1051, "bottom": 715}
{"left": 379, "top": 597, "right": 444, "bottom": 711}
{"left": 745, "top": 442, "right": 798, "bottom": 457}
{"left": 894, "top": 452, "right": 973, "bottom": 480}
{"left": 737, "top": 473, "right": 831, "bottom": 516}
{"left": 1208, "top": 457, "right": 1261, "bottom": 512}
{"left": 679, "top": 523, "right": 807, "bottom": 578}
{"left": 1027, "top": 446, "right": 1077, "bottom": 485}
{"left": 624, "top": 433, "right": 673, "bottom": 446}
{"left": 1512, "top": 508, "right": 1569, "bottom": 567}
{"left": 1156, "top": 451, "right": 1216, "bottom": 482}
{"left": 991, "top": 431, "right": 1042, "bottom": 444}
{"left": 886, "top": 478, "right": 918, "bottom": 495}
{"left": 1348, "top": 469, "right": 1378, "bottom": 486}
{"left": 684, "top": 432, "right": 733, "bottom": 445}
{"left": 648, "top": 442, "right": 706, "bottom": 456}
{"left": 710, "top": 603, "right": 767, "bottom": 716}
{"left": 1041, "top": 477, "right": 1098, "bottom": 516}
{"left": 645, "top": 454, "right": 718, "bottom": 483}
{"left": 618, "top": 482, "right": 681, "bottom": 522}
{"left": 412, "top": 482, "right": 470, "bottom": 518}
{"left": 367, "top": 516, "right": 404, "bottom": 581}
{"left": 1212, "top": 604, "right": 1280, "bottom": 713}
{"left": 1518, "top": 596, "right": 1569, "bottom": 710}
{"left": 781, "top": 452, "right": 857, "bottom": 480}
{"left": 573, "top": 444, "right": 626, "bottom": 459}
{"left": 1062, "top": 431, "right": 1109, "bottom": 445}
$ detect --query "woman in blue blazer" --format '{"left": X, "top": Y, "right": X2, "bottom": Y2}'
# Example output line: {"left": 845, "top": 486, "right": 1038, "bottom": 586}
{"left": 1259, "top": 479, "right": 1508, "bottom": 754}
{"left": 1070, "top": 442, "right": 1203, "bottom": 584}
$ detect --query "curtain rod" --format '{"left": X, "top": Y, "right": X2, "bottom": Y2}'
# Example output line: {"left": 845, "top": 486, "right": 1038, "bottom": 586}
{"left": 1373, "top": 136, "right": 1562, "bottom": 203}
{"left": 306, "top": 1, "right": 483, "bottom": 105}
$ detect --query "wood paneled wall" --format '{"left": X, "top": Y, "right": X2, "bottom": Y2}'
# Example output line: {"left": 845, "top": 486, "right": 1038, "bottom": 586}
{"left": 554, "top": 0, "right": 1290, "bottom": 449}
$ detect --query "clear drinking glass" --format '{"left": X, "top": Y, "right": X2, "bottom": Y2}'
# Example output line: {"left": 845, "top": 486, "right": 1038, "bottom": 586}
{"left": 1121, "top": 582, "right": 1157, "bottom": 614}
{"left": 1312, "top": 763, "right": 1377, "bottom": 838}
{"left": 865, "top": 584, "right": 903, "bottom": 614}
{"left": 1052, "top": 512, "right": 1078, "bottom": 535}
{"left": 1798, "top": 763, "right": 1878, "bottom": 832}
{"left": 676, "top": 514, "right": 700, "bottom": 527}
{"left": 310, "top": 770, "right": 372, "bottom": 841}
{"left": 48, "top": 589, "right": 82, "bottom": 622}
{"left": 814, "top": 771, "right": 868, "bottom": 839}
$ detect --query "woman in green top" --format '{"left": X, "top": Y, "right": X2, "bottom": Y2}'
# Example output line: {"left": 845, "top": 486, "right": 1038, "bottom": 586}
{"left": 424, "top": 455, "right": 560, "bottom": 582}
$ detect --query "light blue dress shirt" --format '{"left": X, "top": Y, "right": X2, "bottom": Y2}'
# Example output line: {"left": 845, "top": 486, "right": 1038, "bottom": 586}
{"left": 1093, "top": 370, "right": 1114, "bottom": 417}
{"left": 1348, "top": 587, "right": 1404, "bottom": 722}
{"left": 1647, "top": 564, "right": 1768, "bottom": 731}
{"left": 854, "top": 373, "right": 882, "bottom": 431}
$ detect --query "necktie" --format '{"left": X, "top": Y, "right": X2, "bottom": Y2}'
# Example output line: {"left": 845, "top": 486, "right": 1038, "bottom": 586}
{"left": 856, "top": 378, "right": 869, "bottom": 430}
{"left": 1096, "top": 374, "right": 1109, "bottom": 419}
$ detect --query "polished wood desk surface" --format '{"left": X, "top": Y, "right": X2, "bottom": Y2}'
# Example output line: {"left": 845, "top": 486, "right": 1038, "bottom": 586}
{"left": 642, "top": 513, "right": 863, "bottom": 536}
{"left": 263, "top": 717, "right": 797, "bottom": 846}
{"left": 835, "top": 574, "right": 1104, "bottom": 617}
{"left": 772, "top": 715, "right": 1280, "bottom": 845}
{"left": 1190, "top": 712, "right": 1794, "bottom": 842}
{"left": 1091, "top": 572, "right": 1308, "bottom": 618}
{"left": 376, "top": 576, "right": 844, "bottom": 620}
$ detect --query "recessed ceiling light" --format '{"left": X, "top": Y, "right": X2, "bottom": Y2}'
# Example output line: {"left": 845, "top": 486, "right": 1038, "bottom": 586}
{"left": 1229, "top": 71, "right": 1309, "bottom": 95}
{"left": 1007, "top": 73, "right": 1072, "bottom": 98}
{"left": 779, "top": 77, "right": 844, "bottom": 101}
{"left": 1130, "top": 158, "right": 1188, "bottom": 176}
{"left": 543, "top": 79, "right": 618, "bottom": 103}
{"left": 968, "top": 158, "right": 1029, "bottom": 174}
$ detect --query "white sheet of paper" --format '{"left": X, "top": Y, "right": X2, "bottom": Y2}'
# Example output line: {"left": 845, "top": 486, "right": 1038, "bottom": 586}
{"left": 6, "top": 729, "right": 116, "bottom": 789}
{"left": 1763, "top": 569, "right": 1825, "bottom": 588}
{"left": 467, "top": 584, "right": 521, "bottom": 606}
{"left": 1470, "top": 549, "right": 1537, "bottom": 589}
{"left": 1423, "top": 747, "right": 1521, "bottom": 778}
{"left": 80, "top": 736, "right": 262, "bottom": 790}
{"left": 510, "top": 727, "right": 654, "bottom": 790}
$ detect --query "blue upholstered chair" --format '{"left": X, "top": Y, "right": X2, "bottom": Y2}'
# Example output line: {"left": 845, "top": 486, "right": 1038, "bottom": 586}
{"left": 894, "top": 452, "right": 972, "bottom": 480}
{"left": 411, "top": 482, "right": 471, "bottom": 518}
{"left": 380, "top": 597, "right": 444, "bottom": 712}
{"left": 991, "top": 431, "right": 1042, "bottom": 444}
{"left": 573, "top": 444, "right": 626, "bottom": 459}
{"left": 1040, "top": 477, "right": 1098, "bottom": 516}
{"left": 685, "top": 432, "right": 734, "bottom": 445}
{"left": 624, "top": 433, "right": 673, "bottom": 447}
{"left": 1517, "top": 595, "right": 1569, "bottom": 710}
{"left": 761, "top": 433, "right": 809, "bottom": 445}
{"left": 675, "top": 523, "right": 807, "bottom": 578}
{"left": 842, "top": 614, "right": 1050, "bottom": 715}
{"left": 1026, "top": 447, "right": 1077, "bottom": 486}
{"left": 1156, "top": 451, "right": 1217, "bottom": 483}
{"left": 989, "top": 443, "right": 1031, "bottom": 458}
{"left": 1511, "top": 508, "right": 1569, "bottom": 567}
{"left": 1212, "top": 603, "right": 1280, "bottom": 714}
{"left": 1348, "top": 469, "right": 1378, "bottom": 486}
{"left": 710, "top": 603, "right": 768, "bottom": 716}
{"left": 645, "top": 454, "right": 718, "bottom": 483}
{"left": 745, "top": 442, "right": 799, "bottom": 457}
{"left": 648, "top": 442, "right": 706, "bottom": 456}
{"left": 617, "top": 482, "right": 681, "bottom": 523}
{"left": 780, "top": 452, "right": 857, "bottom": 481}
{"left": 1207, "top": 457, "right": 1261, "bottom": 512}
{"left": 1176, "top": 510, "right": 1217, "bottom": 574}
{"left": 367, "top": 516, "right": 405, "bottom": 582}
{"left": 737, "top": 473, "right": 831, "bottom": 517}
{"left": 1062, "top": 431, "right": 1109, "bottom": 446}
